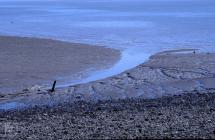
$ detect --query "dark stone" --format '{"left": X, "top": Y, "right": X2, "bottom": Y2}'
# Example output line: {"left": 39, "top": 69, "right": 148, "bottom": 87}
{"left": 63, "top": 131, "right": 68, "bottom": 134}
{"left": 96, "top": 107, "right": 102, "bottom": 111}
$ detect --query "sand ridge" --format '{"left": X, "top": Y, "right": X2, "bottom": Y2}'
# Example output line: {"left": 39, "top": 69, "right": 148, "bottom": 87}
{"left": 0, "top": 35, "right": 120, "bottom": 93}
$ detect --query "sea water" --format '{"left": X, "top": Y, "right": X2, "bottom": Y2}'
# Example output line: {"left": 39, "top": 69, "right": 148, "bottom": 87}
{"left": 0, "top": 0, "right": 215, "bottom": 84}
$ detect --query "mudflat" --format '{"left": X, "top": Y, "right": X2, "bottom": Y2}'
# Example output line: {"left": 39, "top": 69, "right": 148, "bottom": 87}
{"left": 0, "top": 36, "right": 120, "bottom": 93}
{"left": 2, "top": 49, "right": 215, "bottom": 108}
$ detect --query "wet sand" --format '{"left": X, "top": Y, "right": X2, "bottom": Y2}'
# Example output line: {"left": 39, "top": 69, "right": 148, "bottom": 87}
{"left": 1, "top": 49, "right": 215, "bottom": 109}
{"left": 0, "top": 36, "right": 120, "bottom": 93}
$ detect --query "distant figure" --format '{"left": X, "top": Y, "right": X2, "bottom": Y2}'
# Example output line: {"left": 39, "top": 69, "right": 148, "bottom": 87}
{"left": 193, "top": 50, "right": 196, "bottom": 54}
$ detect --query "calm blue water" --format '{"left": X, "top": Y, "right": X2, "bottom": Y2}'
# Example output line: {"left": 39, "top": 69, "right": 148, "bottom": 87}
{"left": 0, "top": 0, "right": 215, "bottom": 84}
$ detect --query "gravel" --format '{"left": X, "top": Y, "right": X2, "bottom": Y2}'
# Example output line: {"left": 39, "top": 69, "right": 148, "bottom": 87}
{"left": 1, "top": 90, "right": 215, "bottom": 139}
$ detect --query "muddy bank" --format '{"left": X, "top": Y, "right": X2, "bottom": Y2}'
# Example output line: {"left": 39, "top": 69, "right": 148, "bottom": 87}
{"left": 0, "top": 36, "right": 120, "bottom": 93}
{"left": 1, "top": 49, "right": 215, "bottom": 109}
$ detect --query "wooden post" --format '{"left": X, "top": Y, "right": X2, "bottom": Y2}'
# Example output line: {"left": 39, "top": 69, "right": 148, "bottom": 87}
{"left": 51, "top": 80, "right": 56, "bottom": 92}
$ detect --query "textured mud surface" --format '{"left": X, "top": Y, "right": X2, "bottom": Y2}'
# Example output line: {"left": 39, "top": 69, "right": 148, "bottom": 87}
{"left": 1, "top": 50, "right": 215, "bottom": 109}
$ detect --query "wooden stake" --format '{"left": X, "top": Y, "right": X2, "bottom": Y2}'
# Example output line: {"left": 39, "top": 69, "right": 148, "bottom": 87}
{"left": 51, "top": 80, "right": 56, "bottom": 92}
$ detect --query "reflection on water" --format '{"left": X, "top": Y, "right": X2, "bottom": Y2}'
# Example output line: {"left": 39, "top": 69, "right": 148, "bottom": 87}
{"left": 0, "top": 0, "right": 215, "bottom": 85}
{"left": 60, "top": 48, "right": 151, "bottom": 87}
{"left": 0, "top": 102, "right": 26, "bottom": 110}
